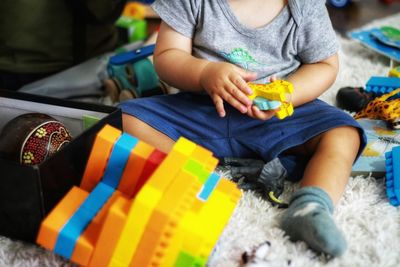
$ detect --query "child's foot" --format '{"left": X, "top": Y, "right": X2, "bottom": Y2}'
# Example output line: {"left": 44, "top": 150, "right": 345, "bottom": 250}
{"left": 280, "top": 186, "right": 347, "bottom": 257}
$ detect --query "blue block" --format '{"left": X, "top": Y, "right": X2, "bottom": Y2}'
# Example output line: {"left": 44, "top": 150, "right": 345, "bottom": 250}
{"left": 385, "top": 147, "right": 400, "bottom": 206}
{"left": 197, "top": 172, "right": 221, "bottom": 201}
{"left": 253, "top": 97, "right": 282, "bottom": 111}
{"left": 365, "top": 76, "right": 400, "bottom": 95}
{"left": 102, "top": 133, "right": 138, "bottom": 189}
{"left": 54, "top": 183, "right": 115, "bottom": 259}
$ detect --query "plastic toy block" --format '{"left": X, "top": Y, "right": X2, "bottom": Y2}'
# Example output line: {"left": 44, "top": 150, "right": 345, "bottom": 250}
{"left": 190, "top": 146, "right": 219, "bottom": 174}
{"left": 156, "top": 229, "right": 185, "bottom": 267}
{"left": 248, "top": 80, "right": 294, "bottom": 101}
{"left": 215, "top": 177, "right": 243, "bottom": 202}
{"left": 385, "top": 146, "right": 400, "bottom": 206}
{"left": 101, "top": 133, "right": 138, "bottom": 189}
{"left": 36, "top": 187, "right": 88, "bottom": 251}
{"left": 88, "top": 196, "right": 130, "bottom": 267}
{"left": 129, "top": 169, "right": 201, "bottom": 267}
{"left": 109, "top": 139, "right": 197, "bottom": 267}
{"left": 253, "top": 97, "right": 282, "bottom": 111}
{"left": 247, "top": 80, "right": 294, "bottom": 119}
{"left": 178, "top": 190, "right": 237, "bottom": 258}
{"left": 275, "top": 101, "right": 294, "bottom": 119}
{"left": 71, "top": 191, "right": 122, "bottom": 266}
{"left": 389, "top": 66, "right": 400, "bottom": 78}
{"left": 184, "top": 158, "right": 212, "bottom": 184}
{"left": 174, "top": 251, "right": 196, "bottom": 267}
{"left": 197, "top": 172, "right": 222, "bottom": 201}
{"left": 80, "top": 125, "right": 122, "bottom": 192}
{"left": 365, "top": 76, "right": 400, "bottom": 95}
{"left": 122, "top": 2, "right": 146, "bottom": 19}
{"left": 54, "top": 183, "right": 115, "bottom": 259}
{"left": 131, "top": 149, "right": 167, "bottom": 197}
{"left": 117, "top": 141, "right": 155, "bottom": 197}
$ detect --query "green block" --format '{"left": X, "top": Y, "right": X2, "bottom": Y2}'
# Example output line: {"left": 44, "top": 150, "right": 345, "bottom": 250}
{"left": 82, "top": 115, "right": 100, "bottom": 130}
{"left": 173, "top": 251, "right": 195, "bottom": 267}
{"left": 183, "top": 159, "right": 210, "bottom": 183}
{"left": 116, "top": 16, "right": 147, "bottom": 42}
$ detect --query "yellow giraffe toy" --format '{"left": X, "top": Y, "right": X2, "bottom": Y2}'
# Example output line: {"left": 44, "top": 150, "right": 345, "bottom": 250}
{"left": 247, "top": 80, "right": 294, "bottom": 120}
{"left": 354, "top": 88, "right": 400, "bottom": 129}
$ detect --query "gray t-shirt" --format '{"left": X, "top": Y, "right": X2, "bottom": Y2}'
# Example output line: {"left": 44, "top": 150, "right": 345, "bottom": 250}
{"left": 152, "top": 0, "right": 338, "bottom": 83}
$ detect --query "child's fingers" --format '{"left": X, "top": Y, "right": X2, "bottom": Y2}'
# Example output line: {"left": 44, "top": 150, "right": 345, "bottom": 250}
{"left": 269, "top": 75, "right": 277, "bottom": 82}
{"left": 211, "top": 94, "right": 226, "bottom": 117}
{"left": 231, "top": 75, "right": 253, "bottom": 96}
{"left": 236, "top": 67, "right": 258, "bottom": 82}
{"left": 251, "top": 106, "right": 276, "bottom": 120}
{"left": 222, "top": 89, "right": 250, "bottom": 113}
{"left": 225, "top": 82, "right": 253, "bottom": 107}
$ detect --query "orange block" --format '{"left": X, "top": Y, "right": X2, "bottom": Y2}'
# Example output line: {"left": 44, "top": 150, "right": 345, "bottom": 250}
{"left": 80, "top": 125, "right": 122, "bottom": 192}
{"left": 71, "top": 190, "right": 123, "bottom": 266}
{"left": 117, "top": 141, "right": 155, "bottom": 198}
{"left": 88, "top": 196, "right": 131, "bottom": 267}
{"left": 36, "top": 187, "right": 88, "bottom": 250}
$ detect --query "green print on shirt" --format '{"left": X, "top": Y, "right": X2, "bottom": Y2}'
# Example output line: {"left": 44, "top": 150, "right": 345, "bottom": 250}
{"left": 220, "top": 48, "right": 260, "bottom": 69}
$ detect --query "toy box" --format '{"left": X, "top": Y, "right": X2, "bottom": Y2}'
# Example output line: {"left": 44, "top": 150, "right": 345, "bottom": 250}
{"left": 0, "top": 90, "right": 122, "bottom": 242}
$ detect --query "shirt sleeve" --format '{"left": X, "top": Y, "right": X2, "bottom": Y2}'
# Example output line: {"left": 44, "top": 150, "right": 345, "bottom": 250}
{"left": 296, "top": 0, "right": 339, "bottom": 63}
{"left": 151, "top": 0, "right": 200, "bottom": 38}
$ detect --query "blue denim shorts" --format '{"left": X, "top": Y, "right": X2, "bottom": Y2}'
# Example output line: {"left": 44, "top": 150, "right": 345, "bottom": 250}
{"left": 119, "top": 92, "right": 366, "bottom": 180}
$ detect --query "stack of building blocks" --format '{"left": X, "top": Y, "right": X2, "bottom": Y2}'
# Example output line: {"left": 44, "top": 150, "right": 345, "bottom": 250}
{"left": 247, "top": 80, "right": 294, "bottom": 119}
{"left": 385, "top": 146, "right": 400, "bottom": 206}
{"left": 36, "top": 124, "right": 242, "bottom": 267}
{"left": 365, "top": 76, "right": 400, "bottom": 95}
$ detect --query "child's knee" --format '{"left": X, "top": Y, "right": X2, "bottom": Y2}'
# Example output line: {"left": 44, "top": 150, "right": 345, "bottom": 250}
{"left": 329, "top": 126, "right": 361, "bottom": 146}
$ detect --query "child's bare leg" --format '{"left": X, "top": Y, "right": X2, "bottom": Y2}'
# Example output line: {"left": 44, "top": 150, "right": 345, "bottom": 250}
{"left": 301, "top": 126, "right": 360, "bottom": 204}
{"left": 122, "top": 114, "right": 175, "bottom": 153}
{"left": 281, "top": 126, "right": 361, "bottom": 257}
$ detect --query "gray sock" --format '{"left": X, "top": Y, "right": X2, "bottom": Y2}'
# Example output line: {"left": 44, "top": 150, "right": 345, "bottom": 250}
{"left": 280, "top": 186, "right": 347, "bottom": 257}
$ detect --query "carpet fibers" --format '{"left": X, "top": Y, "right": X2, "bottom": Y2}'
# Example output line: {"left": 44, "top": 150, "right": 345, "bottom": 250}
{"left": 1, "top": 14, "right": 400, "bottom": 267}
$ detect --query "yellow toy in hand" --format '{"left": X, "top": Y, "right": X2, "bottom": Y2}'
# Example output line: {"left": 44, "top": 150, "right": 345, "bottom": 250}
{"left": 247, "top": 80, "right": 294, "bottom": 119}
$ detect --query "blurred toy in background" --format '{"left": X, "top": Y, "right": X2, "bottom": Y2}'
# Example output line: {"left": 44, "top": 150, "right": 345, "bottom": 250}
{"left": 0, "top": 113, "right": 73, "bottom": 165}
{"left": 104, "top": 43, "right": 168, "bottom": 103}
{"left": 350, "top": 25, "right": 400, "bottom": 63}
{"left": 116, "top": 2, "right": 148, "bottom": 45}
{"left": 336, "top": 86, "right": 375, "bottom": 112}
{"left": 389, "top": 66, "right": 400, "bottom": 77}
{"left": 328, "top": 0, "right": 395, "bottom": 8}
{"left": 354, "top": 88, "right": 400, "bottom": 129}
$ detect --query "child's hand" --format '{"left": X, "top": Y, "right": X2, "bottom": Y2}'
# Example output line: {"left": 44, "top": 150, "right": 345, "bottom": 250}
{"left": 200, "top": 62, "right": 257, "bottom": 117}
{"left": 246, "top": 105, "right": 277, "bottom": 121}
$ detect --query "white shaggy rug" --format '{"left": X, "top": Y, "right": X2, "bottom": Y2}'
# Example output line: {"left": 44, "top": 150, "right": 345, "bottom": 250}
{"left": 1, "top": 13, "right": 400, "bottom": 267}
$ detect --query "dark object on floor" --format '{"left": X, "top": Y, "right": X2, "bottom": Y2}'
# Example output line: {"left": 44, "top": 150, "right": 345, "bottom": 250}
{"left": 221, "top": 157, "right": 288, "bottom": 208}
{"left": 336, "top": 86, "right": 375, "bottom": 112}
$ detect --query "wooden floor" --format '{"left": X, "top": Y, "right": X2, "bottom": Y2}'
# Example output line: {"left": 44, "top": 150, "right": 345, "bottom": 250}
{"left": 327, "top": 0, "right": 400, "bottom": 35}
